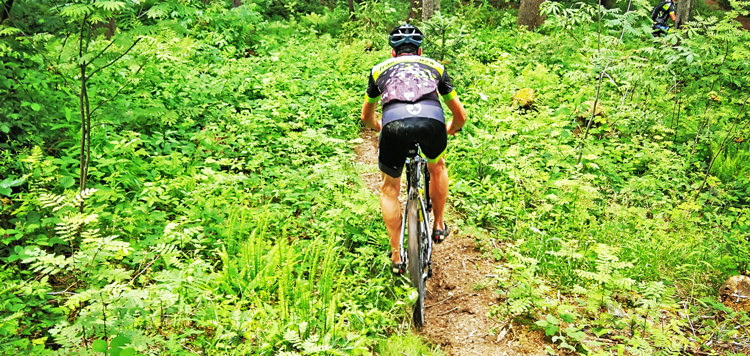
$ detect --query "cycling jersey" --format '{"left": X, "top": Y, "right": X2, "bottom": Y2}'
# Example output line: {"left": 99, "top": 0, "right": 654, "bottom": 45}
{"left": 651, "top": 0, "right": 675, "bottom": 25}
{"left": 365, "top": 55, "right": 457, "bottom": 126}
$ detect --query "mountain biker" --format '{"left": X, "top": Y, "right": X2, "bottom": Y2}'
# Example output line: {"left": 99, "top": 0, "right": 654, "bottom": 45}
{"left": 360, "top": 24, "right": 468, "bottom": 275}
{"left": 651, "top": 0, "right": 677, "bottom": 37}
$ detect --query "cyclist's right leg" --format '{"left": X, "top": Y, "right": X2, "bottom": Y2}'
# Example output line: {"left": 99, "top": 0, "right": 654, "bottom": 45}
{"left": 412, "top": 118, "right": 449, "bottom": 237}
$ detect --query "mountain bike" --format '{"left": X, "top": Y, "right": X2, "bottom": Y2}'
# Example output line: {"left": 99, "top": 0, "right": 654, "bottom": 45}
{"left": 398, "top": 143, "right": 434, "bottom": 328}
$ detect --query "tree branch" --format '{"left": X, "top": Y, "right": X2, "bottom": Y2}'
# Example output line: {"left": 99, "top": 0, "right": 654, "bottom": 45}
{"left": 90, "top": 57, "right": 149, "bottom": 116}
{"left": 0, "top": 0, "right": 14, "bottom": 24}
{"left": 577, "top": 64, "right": 609, "bottom": 165}
{"left": 693, "top": 95, "right": 750, "bottom": 201}
{"left": 87, "top": 35, "right": 118, "bottom": 65}
{"left": 87, "top": 38, "right": 141, "bottom": 80}
{"left": 6, "top": 17, "right": 79, "bottom": 96}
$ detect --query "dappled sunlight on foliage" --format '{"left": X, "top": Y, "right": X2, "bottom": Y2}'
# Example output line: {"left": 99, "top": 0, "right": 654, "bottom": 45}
{"left": 1, "top": 0, "right": 749, "bottom": 354}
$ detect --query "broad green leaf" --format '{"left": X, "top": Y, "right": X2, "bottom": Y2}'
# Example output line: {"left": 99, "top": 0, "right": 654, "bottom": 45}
{"left": 59, "top": 176, "right": 75, "bottom": 189}
{"left": 110, "top": 335, "right": 131, "bottom": 348}
{"left": 0, "top": 124, "right": 9, "bottom": 133}
{"left": 30, "top": 103, "right": 41, "bottom": 111}
{"left": 119, "top": 348, "right": 136, "bottom": 356}
{"left": 0, "top": 178, "right": 25, "bottom": 189}
{"left": 91, "top": 339, "right": 108, "bottom": 352}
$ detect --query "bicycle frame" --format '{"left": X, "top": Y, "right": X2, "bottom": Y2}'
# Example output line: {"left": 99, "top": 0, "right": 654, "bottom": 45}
{"left": 398, "top": 144, "right": 433, "bottom": 283}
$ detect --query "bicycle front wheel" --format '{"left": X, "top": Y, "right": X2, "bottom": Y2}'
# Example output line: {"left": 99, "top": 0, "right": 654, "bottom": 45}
{"left": 407, "top": 197, "right": 425, "bottom": 327}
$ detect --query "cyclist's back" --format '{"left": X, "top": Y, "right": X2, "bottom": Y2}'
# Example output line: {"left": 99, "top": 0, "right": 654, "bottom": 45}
{"left": 367, "top": 55, "right": 456, "bottom": 127}
{"left": 366, "top": 52, "right": 456, "bottom": 177}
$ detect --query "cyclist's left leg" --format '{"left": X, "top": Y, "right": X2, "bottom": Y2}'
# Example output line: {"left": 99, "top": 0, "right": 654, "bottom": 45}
{"left": 379, "top": 120, "right": 412, "bottom": 264}
{"left": 381, "top": 174, "right": 402, "bottom": 263}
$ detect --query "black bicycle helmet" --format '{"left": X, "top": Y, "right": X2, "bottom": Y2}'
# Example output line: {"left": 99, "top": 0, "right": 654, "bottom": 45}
{"left": 389, "top": 24, "right": 423, "bottom": 49}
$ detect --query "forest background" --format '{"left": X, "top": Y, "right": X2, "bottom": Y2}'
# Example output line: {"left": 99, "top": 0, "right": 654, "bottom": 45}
{"left": 1, "top": 0, "right": 749, "bottom": 354}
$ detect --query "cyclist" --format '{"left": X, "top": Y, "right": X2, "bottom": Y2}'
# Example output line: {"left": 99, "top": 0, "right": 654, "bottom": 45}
{"left": 360, "top": 24, "right": 468, "bottom": 275}
{"left": 651, "top": 0, "right": 677, "bottom": 37}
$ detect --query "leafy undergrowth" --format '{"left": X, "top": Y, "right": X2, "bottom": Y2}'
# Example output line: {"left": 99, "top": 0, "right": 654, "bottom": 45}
{"left": 1, "top": 0, "right": 750, "bottom": 355}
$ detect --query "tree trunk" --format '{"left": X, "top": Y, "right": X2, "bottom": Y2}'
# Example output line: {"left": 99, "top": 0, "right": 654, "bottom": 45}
{"left": 105, "top": 17, "right": 116, "bottom": 39}
{"left": 675, "top": 0, "right": 693, "bottom": 28}
{"left": 423, "top": 0, "right": 434, "bottom": 21}
{"left": 1, "top": 0, "right": 14, "bottom": 24}
{"left": 232, "top": 0, "right": 242, "bottom": 7}
{"left": 407, "top": 0, "right": 422, "bottom": 23}
{"left": 601, "top": 0, "right": 615, "bottom": 9}
{"left": 348, "top": 0, "right": 354, "bottom": 14}
{"left": 517, "top": 0, "right": 546, "bottom": 30}
{"left": 90, "top": 17, "right": 117, "bottom": 39}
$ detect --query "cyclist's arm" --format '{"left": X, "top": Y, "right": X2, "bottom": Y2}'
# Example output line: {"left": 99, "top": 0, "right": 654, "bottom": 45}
{"left": 437, "top": 67, "right": 466, "bottom": 135}
{"left": 445, "top": 96, "right": 467, "bottom": 136}
{"left": 361, "top": 100, "right": 382, "bottom": 132}
{"left": 669, "top": 3, "right": 676, "bottom": 21}
{"left": 362, "top": 70, "right": 382, "bottom": 131}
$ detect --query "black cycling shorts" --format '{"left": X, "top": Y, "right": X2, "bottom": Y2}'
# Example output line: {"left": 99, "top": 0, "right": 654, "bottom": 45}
{"left": 378, "top": 117, "right": 447, "bottom": 178}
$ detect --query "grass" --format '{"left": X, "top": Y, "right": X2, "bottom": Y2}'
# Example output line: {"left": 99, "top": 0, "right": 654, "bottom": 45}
{"left": 376, "top": 333, "right": 444, "bottom": 356}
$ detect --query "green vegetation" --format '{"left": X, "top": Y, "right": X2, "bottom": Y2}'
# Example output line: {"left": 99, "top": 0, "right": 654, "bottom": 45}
{"left": 1, "top": 0, "right": 749, "bottom": 355}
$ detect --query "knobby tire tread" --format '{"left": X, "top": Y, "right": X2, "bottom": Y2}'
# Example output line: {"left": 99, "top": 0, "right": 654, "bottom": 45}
{"left": 407, "top": 197, "right": 425, "bottom": 327}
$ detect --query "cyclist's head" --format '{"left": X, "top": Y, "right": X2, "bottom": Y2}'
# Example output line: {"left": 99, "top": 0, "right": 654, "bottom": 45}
{"left": 389, "top": 24, "right": 423, "bottom": 57}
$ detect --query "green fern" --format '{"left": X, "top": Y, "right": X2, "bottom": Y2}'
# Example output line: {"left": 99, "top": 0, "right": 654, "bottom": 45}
{"left": 92, "top": 1, "right": 126, "bottom": 12}
{"left": 59, "top": 4, "right": 94, "bottom": 19}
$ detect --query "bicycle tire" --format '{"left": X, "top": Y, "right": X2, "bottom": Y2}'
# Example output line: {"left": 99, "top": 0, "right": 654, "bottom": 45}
{"left": 407, "top": 197, "right": 426, "bottom": 327}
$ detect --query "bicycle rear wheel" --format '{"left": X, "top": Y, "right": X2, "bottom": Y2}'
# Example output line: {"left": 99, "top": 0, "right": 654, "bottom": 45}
{"left": 407, "top": 197, "right": 426, "bottom": 327}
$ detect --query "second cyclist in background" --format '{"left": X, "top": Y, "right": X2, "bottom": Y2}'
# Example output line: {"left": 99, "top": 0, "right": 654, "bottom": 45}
{"left": 651, "top": 0, "right": 677, "bottom": 37}
{"left": 359, "top": 24, "right": 468, "bottom": 275}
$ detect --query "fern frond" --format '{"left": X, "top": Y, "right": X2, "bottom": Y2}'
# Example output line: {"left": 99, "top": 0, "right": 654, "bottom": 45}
{"left": 72, "top": 188, "right": 99, "bottom": 207}
{"left": 40, "top": 193, "right": 67, "bottom": 211}
{"left": 0, "top": 26, "right": 21, "bottom": 36}
{"left": 146, "top": 3, "right": 171, "bottom": 19}
{"left": 93, "top": 1, "right": 126, "bottom": 12}
{"left": 283, "top": 329, "right": 303, "bottom": 349}
{"left": 59, "top": 4, "right": 94, "bottom": 19}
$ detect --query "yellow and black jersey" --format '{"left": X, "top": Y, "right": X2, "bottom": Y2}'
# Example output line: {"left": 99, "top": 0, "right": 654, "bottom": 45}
{"left": 365, "top": 55, "right": 457, "bottom": 125}
{"left": 651, "top": 0, "right": 675, "bottom": 25}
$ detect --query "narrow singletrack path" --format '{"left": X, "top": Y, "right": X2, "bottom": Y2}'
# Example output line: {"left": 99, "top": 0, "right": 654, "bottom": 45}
{"left": 421, "top": 236, "right": 545, "bottom": 355}
{"left": 353, "top": 127, "right": 546, "bottom": 355}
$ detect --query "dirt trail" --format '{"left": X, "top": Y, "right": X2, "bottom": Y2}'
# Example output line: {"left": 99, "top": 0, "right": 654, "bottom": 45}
{"left": 421, "top": 237, "right": 546, "bottom": 355}
{"left": 704, "top": 0, "right": 750, "bottom": 30}
{"left": 353, "top": 128, "right": 546, "bottom": 356}
{"left": 353, "top": 128, "right": 381, "bottom": 194}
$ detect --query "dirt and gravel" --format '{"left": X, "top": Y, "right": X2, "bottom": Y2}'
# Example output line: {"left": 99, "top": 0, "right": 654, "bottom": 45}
{"left": 704, "top": 0, "right": 750, "bottom": 30}
{"left": 354, "top": 128, "right": 382, "bottom": 194}
{"left": 420, "top": 236, "right": 547, "bottom": 356}
{"left": 354, "top": 127, "right": 546, "bottom": 356}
